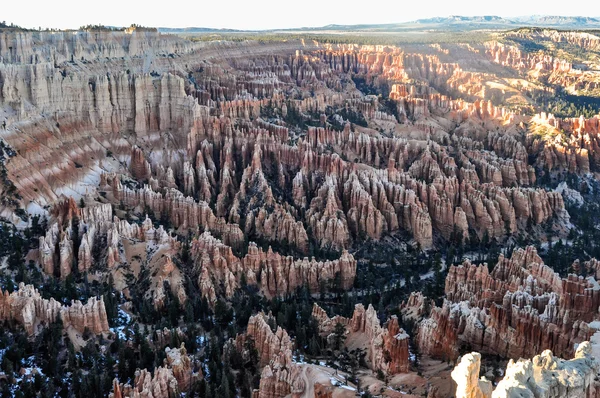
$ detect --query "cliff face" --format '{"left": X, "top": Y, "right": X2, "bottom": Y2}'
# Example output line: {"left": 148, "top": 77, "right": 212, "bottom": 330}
{"left": 0, "top": 283, "right": 109, "bottom": 335}
{"left": 0, "top": 30, "right": 198, "bottom": 65}
{"left": 452, "top": 341, "right": 599, "bottom": 398}
{"left": 0, "top": 60, "right": 195, "bottom": 136}
{"left": 417, "top": 246, "right": 600, "bottom": 361}
{"left": 415, "top": 301, "right": 462, "bottom": 361}
{"left": 312, "top": 303, "right": 410, "bottom": 375}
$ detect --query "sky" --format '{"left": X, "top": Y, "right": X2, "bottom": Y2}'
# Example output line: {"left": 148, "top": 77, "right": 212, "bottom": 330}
{"left": 4, "top": 0, "right": 600, "bottom": 31}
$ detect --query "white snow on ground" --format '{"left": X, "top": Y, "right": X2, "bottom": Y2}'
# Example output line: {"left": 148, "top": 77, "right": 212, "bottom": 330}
{"left": 292, "top": 353, "right": 306, "bottom": 364}
{"left": 409, "top": 347, "right": 416, "bottom": 362}
{"left": 11, "top": 356, "right": 48, "bottom": 392}
{"left": 588, "top": 321, "right": 600, "bottom": 330}
{"left": 54, "top": 166, "right": 104, "bottom": 200}
{"left": 25, "top": 201, "right": 48, "bottom": 217}
{"left": 110, "top": 307, "right": 132, "bottom": 339}
{"left": 590, "top": 331, "right": 600, "bottom": 362}
{"left": 555, "top": 182, "right": 584, "bottom": 206}
{"left": 587, "top": 277, "right": 600, "bottom": 291}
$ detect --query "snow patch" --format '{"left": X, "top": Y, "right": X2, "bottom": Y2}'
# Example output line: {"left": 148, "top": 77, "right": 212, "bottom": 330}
{"left": 588, "top": 321, "right": 600, "bottom": 330}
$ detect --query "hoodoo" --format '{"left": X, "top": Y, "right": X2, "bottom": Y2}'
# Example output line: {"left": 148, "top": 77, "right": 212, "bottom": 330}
{"left": 1, "top": 15, "right": 600, "bottom": 398}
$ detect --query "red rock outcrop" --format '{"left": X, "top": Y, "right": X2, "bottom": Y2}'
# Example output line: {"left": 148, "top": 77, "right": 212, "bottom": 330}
{"left": 401, "top": 291, "right": 433, "bottom": 321}
{"left": 130, "top": 146, "right": 152, "bottom": 181}
{"left": 192, "top": 231, "right": 356, "bottom": 301}
{"left": 236, "top": 313, "right": 305, "bottom": 398}
{"left": 415, "top": 301, "right": 463, "bottom": 361}
{"left": 305, "top": 177, "right": 351, "bottom": 251}
{"left": 312, "top": 303, "right": 410, "bottom": 375}
{"left": 164, "top": 344, "right": 199, "bottom": 392}
{"left": 238, "top": 311, "right": 360, "bottom": 398}
{"left": 38, "top": 201, "right": 185, "bottom": 309}
{"left": 111, "top": 343, "right": 199, "bottom": 398}
{"left": 418, "top": 246, "right": 600, "bottom": 361}
{"left": 0, "top": 283, "right": 109, "bottom": 335}
{"left": 244, "top": 313, "right": 294, "bottom": 368}
{"left": 528, "top": 112, "right": 600, "bottom": 174}
{"left": 110, "top": 367, "right": 179, "bottom": 398}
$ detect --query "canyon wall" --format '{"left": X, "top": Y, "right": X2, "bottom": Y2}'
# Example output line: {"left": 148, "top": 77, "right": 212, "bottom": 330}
{"left": 0, "top": 34, "right": 575, "bottom": 258}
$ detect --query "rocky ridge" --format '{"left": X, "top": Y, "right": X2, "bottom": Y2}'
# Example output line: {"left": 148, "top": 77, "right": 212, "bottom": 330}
{"left": 416, "top": 246, "right": 600, "bottom": 361}
{"left": 0, "top": 282, "right": 109, "bottom": 335}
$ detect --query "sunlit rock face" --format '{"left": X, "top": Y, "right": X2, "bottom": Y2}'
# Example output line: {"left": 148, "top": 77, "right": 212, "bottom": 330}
{"left": 452, "top": 341, "right": 600, "bottom": 398}
{"left": 1, "top": 29, "right": 577, "bottom": 258}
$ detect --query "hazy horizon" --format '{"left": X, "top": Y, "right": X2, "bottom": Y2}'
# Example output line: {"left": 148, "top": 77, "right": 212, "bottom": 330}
{"left": 4, "top": 0, "right": 600, "bottom": 31}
